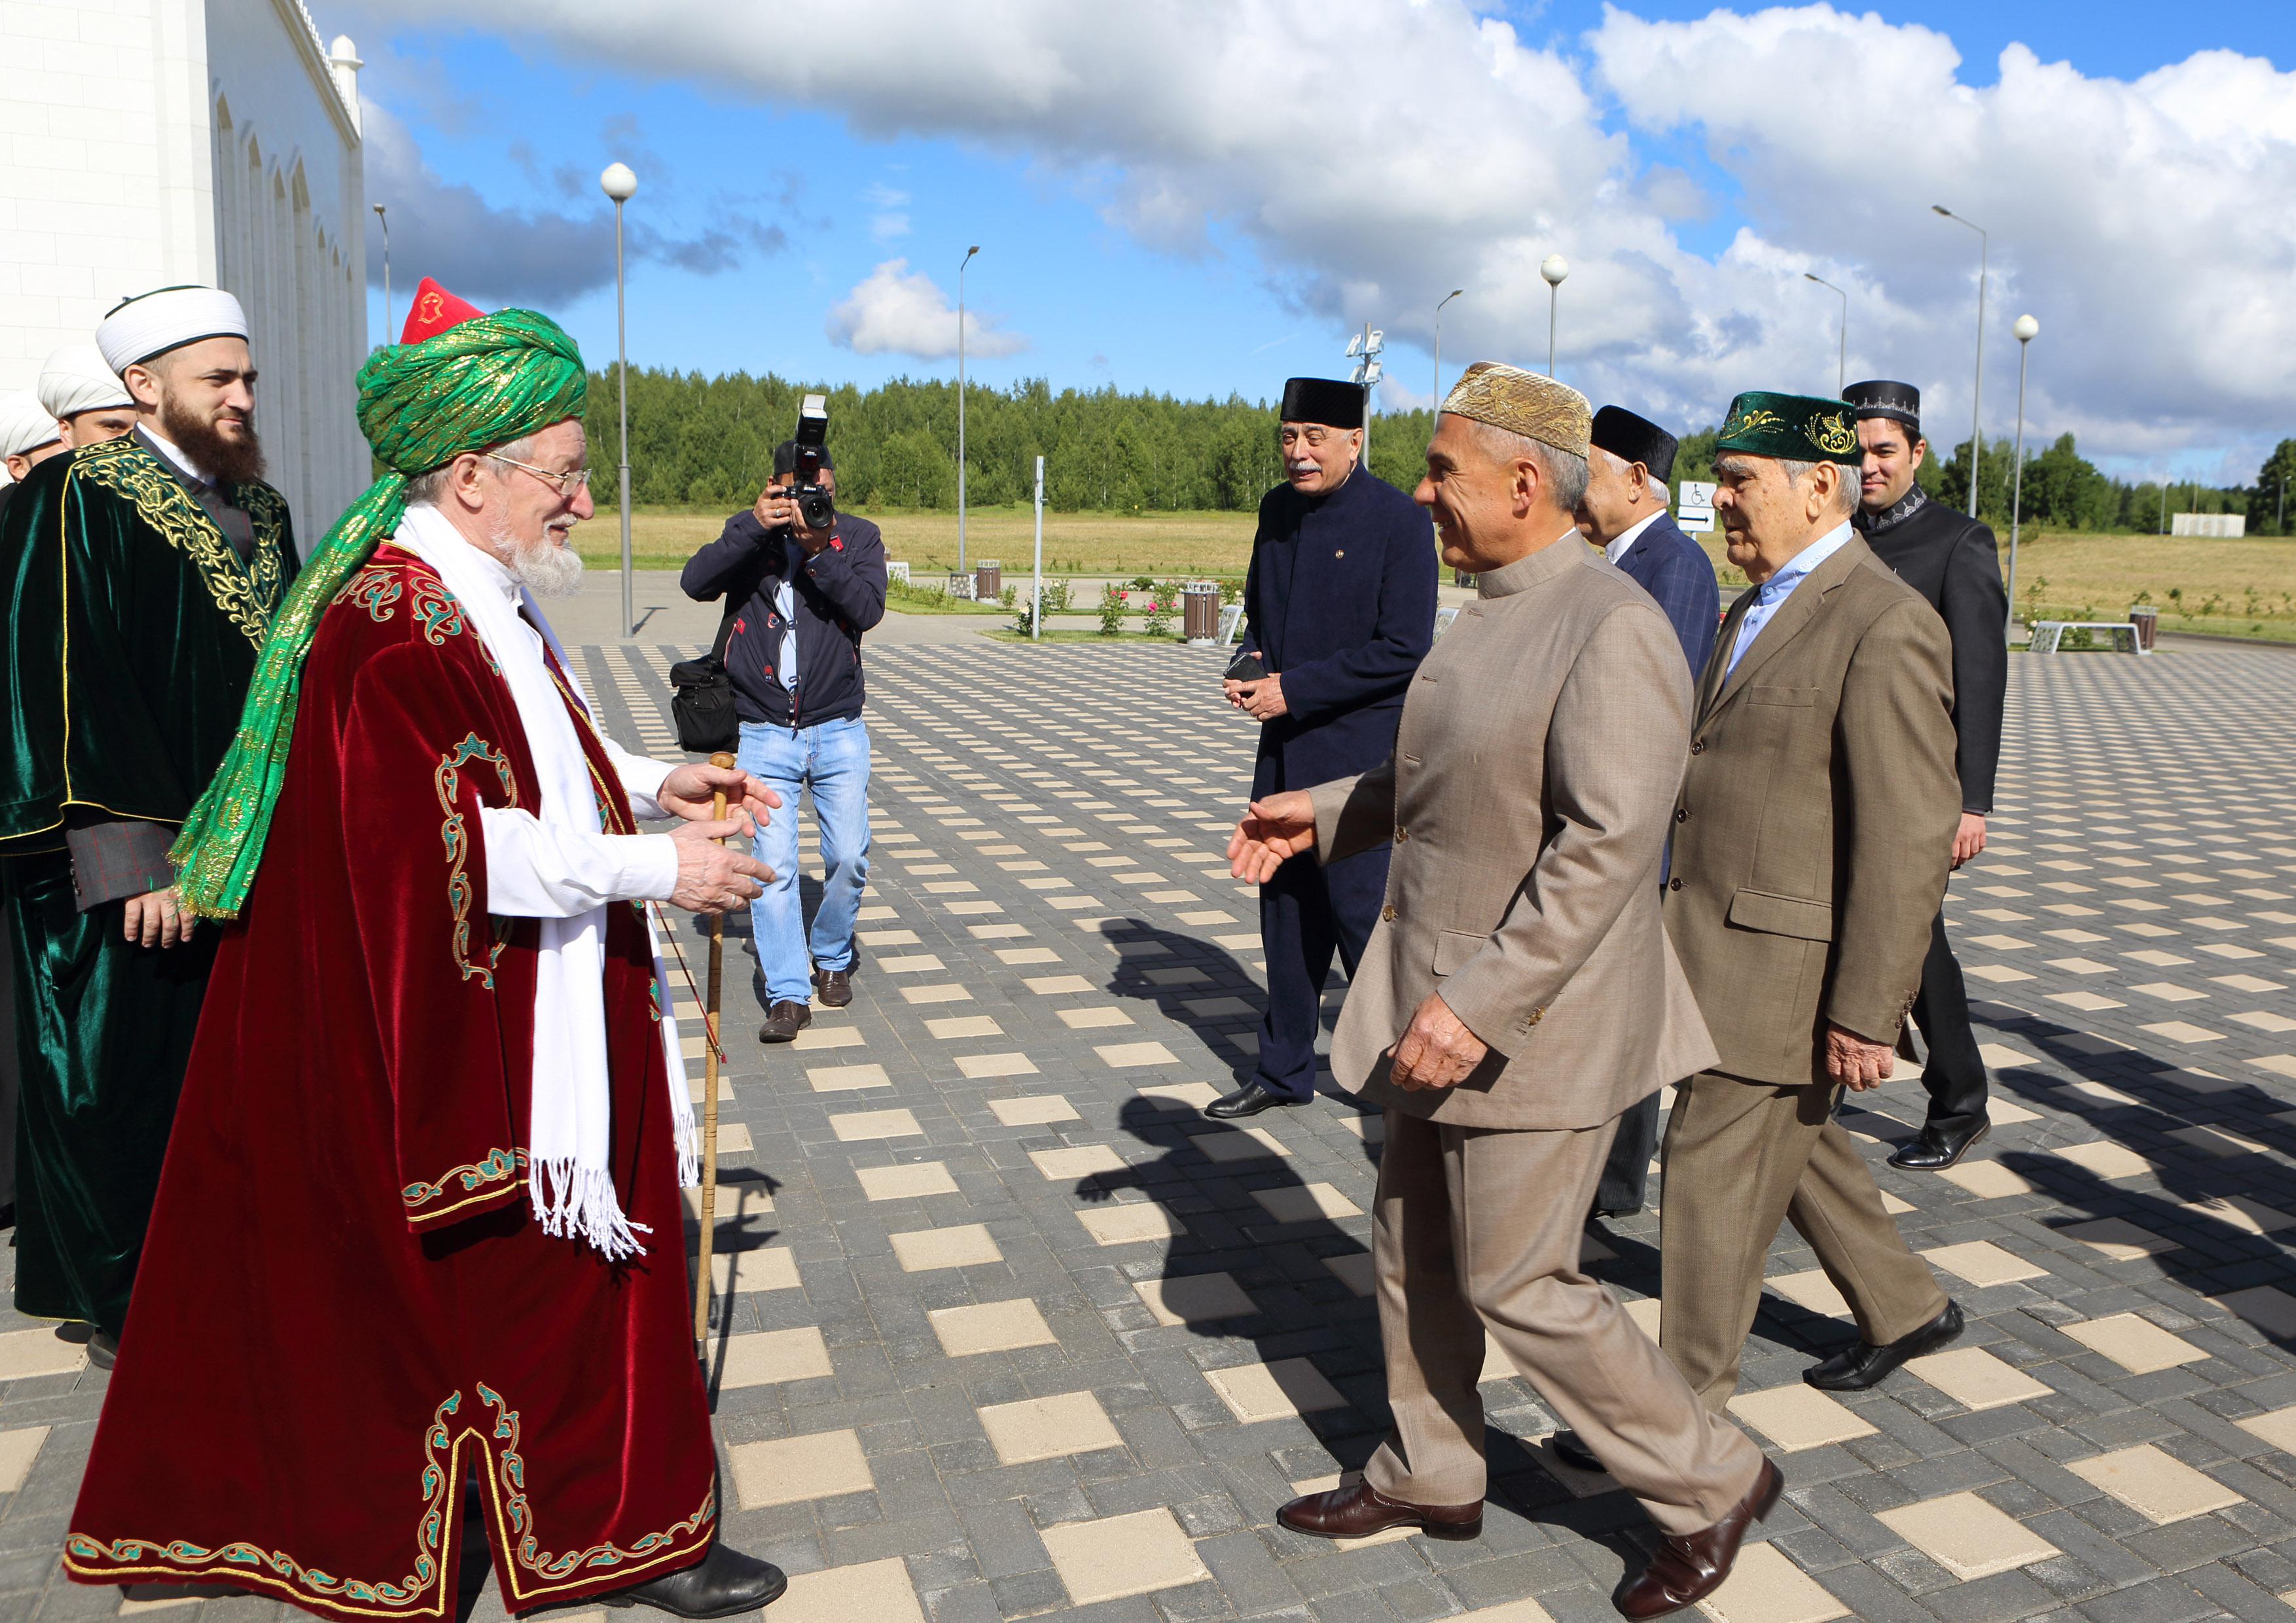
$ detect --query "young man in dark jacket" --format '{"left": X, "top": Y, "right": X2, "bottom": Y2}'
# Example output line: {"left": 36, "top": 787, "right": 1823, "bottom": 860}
{"left": 681, "top": 441, "right": 888, "bottom": 1040}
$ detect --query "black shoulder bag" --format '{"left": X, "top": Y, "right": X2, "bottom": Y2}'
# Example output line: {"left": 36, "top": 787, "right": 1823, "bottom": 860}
{"left": 670, "top": 588, "right": 745, "bottom": 754}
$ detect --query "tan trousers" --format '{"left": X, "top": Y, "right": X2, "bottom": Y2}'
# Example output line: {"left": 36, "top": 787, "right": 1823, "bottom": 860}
{"left": 1364, "top": 1107, "right": 1765, "bottom": 1537}
{"left": 1659, "top": 1071, "right": 1949, "bottom": 1413}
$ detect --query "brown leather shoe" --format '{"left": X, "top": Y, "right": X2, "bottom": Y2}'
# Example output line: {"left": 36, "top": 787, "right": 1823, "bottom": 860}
{"left": 1614, "top": 1458, "right": 1783, "bottom": 1619}
{"left": 1276, "top": 1478, "right": 1481, "bottom": 1542}
{"left": 812, "top": 965, "right": 853, "bottom": 1008}
{"left": 758, "top": 1000, "right": 812, "bottom": 1043}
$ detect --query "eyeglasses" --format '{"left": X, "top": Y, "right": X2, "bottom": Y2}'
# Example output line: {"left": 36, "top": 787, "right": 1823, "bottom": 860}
{"left": 488, "top": 452, "right": 593, "bottom": 497}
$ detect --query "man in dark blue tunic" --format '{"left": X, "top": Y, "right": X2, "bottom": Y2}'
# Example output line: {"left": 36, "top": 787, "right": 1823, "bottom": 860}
{"left": 1210, "top": 378, "right": 1437, "bottom": 1118}
{"left": 1575, "top": 404, "right": 1719, "bottom": 1214}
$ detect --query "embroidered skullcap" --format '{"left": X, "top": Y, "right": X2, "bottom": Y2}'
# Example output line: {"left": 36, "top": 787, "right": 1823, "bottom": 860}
{"left": 0, "top": 390, "right": 62, "bottom": 460}
{"left": 35, "top": 344, "right": 133, "bottom": 419}
{"left": 1440, "top": 361, "right": 1591, "bottom": 459}
{"left": 1842, "top": 379, "right": 1921, "bottom": 433}
{"left": 173, "top": 283, "right": 588, "bottom": 919}
{"left": 1715, "top": 390, "right": 1864, "bottom": 467}
{"left": 1279, "top": 378, "right": 1366, "bottom": 430}
{"left": 96, "top": 285, "right": 249, "bottom": 372}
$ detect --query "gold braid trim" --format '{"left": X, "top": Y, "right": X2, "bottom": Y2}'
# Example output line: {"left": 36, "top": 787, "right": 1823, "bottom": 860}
{"left": 67, "top": 437, "right": 289, "bottom": 647}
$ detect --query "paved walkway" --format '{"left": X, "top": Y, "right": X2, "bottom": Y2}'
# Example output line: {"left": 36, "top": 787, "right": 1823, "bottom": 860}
{"left": 2, "top": 630, "right": 2293, "bottom": 1623}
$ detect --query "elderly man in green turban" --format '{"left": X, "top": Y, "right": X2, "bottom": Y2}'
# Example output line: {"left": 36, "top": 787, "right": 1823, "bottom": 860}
{"left": 64, "top": 282, "right": 789, "bottom": 1621}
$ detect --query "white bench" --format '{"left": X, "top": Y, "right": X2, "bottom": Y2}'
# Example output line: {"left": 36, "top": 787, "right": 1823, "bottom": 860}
{"left": 2028, "top": 620, "right": 2147, "bottom": 655}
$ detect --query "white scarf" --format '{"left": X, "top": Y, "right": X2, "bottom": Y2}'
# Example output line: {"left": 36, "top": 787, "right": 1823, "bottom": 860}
{"left": 395, "top": 507, "right": 697, "bottom": 1258}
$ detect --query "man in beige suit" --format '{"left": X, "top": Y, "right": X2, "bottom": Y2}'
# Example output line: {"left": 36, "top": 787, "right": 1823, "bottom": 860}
{"left": 1659, "top": 391, "right": 1964, "bottom": 1412}
{"left": 1231, "top": 363, "right": 1777, "bottom": 1622}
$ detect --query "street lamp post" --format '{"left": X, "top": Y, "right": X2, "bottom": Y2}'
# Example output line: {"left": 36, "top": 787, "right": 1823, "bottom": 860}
{"left": 1540, "top": 255, "right": 1569, "bottom": 376}
{"left": 601, "top": 162, "right": 638, "bottom": 637}
{"left": 1433, "top": 288, "right": 1463, "bottom": 411}
{"left": 1933, "top": 205, "right": 1988, "bottom": 518}
{"left": 956, "top": 245, "right": 979, "bottom": 579}
{"left": 1346, "top": 323, "right": 1384, "bottom": 469}
{"left": 2004, "top": 313, "right": 2039, "bottom": 637}
{"left": 372, "top": 205, "right": 391, "bottom": 341}
{"left": 1803, "top": 272, "right": 1846, "bottom": 396}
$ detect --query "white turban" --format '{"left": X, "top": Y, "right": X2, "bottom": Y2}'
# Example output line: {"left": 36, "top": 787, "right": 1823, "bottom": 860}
{"left": 96, "top": 285, "right": 249, "bottom": 372}
{"left": 36, "top": 343, "right": 133, "bottom": 419}
{"left": 0, "top": 389, "right": 63, "bottom": 459}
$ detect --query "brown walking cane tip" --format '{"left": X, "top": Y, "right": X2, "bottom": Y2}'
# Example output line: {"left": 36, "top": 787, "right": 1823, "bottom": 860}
{"left": 694, "top": 752, "right": 738, "bottom": 1358}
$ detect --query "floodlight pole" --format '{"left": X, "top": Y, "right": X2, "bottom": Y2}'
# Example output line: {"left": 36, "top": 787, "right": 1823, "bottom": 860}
{"left": 2005, "top": 314, "right": 2039, "bottom": 637}
{"left": 602, "top": 162, "right": 639, "bottom": 635}
{"left": 1031, "top": 455, "right": 1045, "bottom": 641}
{"left": 1804, "top": 272, "right": 1846, "bottom": 395}
{"left": 372, "top": 205, "right": 391, "bottom": 342}
{"left": 1934, "top": 205, "right": 1988, "bottom": 518}
{"left": 957, "top": 245, "right": 978, "bottom": 577}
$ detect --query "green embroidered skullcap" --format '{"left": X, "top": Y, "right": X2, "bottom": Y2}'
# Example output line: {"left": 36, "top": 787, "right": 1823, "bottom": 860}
{"left": 1713, "top": 390, "right": 1863, "bottom": 467}
{"left": 171, "top": 306, "right": 588, "bottom": 918}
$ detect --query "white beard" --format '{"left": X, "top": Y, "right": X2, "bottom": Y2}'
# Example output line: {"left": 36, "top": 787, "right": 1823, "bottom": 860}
{"left": 492, "top": 516, "right": 585, "bottom": 599}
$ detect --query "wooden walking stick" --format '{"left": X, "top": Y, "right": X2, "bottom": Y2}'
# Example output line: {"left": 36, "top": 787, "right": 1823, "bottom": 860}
{"left": 692, "top": 751, "right": 736, "bottom": 1359}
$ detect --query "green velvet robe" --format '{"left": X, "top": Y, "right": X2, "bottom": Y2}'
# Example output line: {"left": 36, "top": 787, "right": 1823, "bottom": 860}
{"left": 0, "top": 431, "right": 297, "bottom": 1332}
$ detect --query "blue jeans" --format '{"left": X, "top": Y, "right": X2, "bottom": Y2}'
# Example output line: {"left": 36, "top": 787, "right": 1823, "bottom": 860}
{"left": 737, "top": 716, "right": 871, "bottom": 1006}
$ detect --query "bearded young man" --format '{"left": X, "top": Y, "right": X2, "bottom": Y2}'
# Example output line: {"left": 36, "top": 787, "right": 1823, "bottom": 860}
{"left": 0, "top": 286, "right": 298, "bottom": 1365}
{"left": 65, "top": 283, "right": 788, "bottom": 1621}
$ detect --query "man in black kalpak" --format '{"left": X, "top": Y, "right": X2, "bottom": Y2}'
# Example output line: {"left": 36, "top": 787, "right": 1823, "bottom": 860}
{"left": 1844, "top": 379, "right": 2007, "bottom": 1171}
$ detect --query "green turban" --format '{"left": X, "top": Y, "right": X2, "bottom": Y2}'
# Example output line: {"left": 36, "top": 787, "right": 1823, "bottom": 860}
{"left": 172, "top": 308, "right": 589, "bottom": 918}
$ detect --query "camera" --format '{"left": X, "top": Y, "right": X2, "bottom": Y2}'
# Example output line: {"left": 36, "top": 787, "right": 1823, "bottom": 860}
{"left": 782, "top": 393, "right": 836, "bottom": 532}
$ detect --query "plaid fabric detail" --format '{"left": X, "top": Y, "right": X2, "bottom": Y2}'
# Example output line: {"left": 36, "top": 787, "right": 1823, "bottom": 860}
{"left": 65, "top": 818, "right": 177, "bottom": 910}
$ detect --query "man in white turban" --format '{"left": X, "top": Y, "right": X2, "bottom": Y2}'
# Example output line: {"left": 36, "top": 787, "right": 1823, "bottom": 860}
{"left": 0, "top": 285, "right": 298, "bottom": 1365}
{"left": 0, "top": 389, "right": 64, "bottom": 496}
{"left": 35, "top": 343, "right": 138, "bottom": 451}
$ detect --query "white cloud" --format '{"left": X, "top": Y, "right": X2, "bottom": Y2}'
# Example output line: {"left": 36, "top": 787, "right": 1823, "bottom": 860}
{"left": 825, "top": 259, "right": 1030, "bottom": 359}
{"left": 372, "top": 0, "right": 2296, "bottom": 473}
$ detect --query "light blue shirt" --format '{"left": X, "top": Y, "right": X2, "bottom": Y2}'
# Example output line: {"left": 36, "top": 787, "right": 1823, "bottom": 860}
{"left": 774, "top": 536, "right": 799, "bottom": 694}
{"left": 1723, "top": 520, "right": 1854, "bottom": 678}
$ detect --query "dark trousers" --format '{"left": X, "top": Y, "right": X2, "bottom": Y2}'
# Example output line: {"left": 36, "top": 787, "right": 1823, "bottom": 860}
{"left": 1253, "top": 842, "right": 1391, "bottom": 1102}
{"left": 1596, "top": 1090, "right": 1661, "bottom": 1215}
{"left": 1911, "top": 910, "right": 1988, "bottom": 1133}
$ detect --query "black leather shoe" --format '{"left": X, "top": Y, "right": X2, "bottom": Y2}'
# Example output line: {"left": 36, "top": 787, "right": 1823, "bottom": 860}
{"left": 1804, "top": 1300, "right": 1964, "bottom": 1391}
{"left": 1888, "top": 1118, "right": 1990, "bottom": 1171}
{"left": 812, "top": 966, "right": 852, "bottom": 1008}
{"left": 1546, "top": 1430, "right": 1605, "bottom": 1474}
{"left": 601, "top": 1540, "right": 787, "bottom": 1618}
{"left": 758, "top": 1000, "right": 812, "bottom": 1043}
{"left": 1205, "top": 1082, "right": 1304, "bottom": 1119}
{"left": 86, "top": 1330, "right": 118, "bottom": 1371}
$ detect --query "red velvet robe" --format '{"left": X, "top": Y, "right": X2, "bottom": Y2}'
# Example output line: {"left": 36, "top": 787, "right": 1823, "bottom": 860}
{"left": 63, "top": 543, "right": 715, "bottom": 1620}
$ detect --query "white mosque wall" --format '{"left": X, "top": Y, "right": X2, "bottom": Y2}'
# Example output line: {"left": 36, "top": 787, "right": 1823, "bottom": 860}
{"left": 0, "top": 0, "right": 367, "bottom": 544}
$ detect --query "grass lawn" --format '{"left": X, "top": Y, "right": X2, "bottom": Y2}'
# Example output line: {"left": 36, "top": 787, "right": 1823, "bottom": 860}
{"left": 583, "top": 505, "right": 2296, "bottom": 643}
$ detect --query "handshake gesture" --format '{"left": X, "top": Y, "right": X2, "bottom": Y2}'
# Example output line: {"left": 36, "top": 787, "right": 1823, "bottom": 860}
{"left": 1225, "top": 792, "right": 1318, "bottom": 882}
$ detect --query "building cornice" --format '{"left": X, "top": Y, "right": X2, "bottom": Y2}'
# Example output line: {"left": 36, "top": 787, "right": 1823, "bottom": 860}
{"left": 265, "top": 0, "right": 361, "bottom": 149}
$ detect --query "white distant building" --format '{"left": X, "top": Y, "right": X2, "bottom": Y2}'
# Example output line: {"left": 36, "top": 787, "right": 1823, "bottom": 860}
{"left": 2170, "top": 512, "right": 2246, "bottom": 538}
{"left": 0, "top": 0, "right": 367, "bottom": 541}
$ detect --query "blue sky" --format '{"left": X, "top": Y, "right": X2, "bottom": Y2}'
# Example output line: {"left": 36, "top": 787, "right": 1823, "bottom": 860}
{"left": 337, "top": 1, "right": 2296, "bottom": 484}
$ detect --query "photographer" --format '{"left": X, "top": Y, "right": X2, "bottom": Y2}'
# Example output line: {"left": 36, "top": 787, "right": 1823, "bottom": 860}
{"left": 681, "top": 438, "right": 888, "bottom": 1041}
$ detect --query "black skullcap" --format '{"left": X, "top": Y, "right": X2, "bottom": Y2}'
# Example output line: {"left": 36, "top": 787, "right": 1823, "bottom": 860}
{"left": 1279, "top": 377, "right": 1366, "bottom": 430}
{"left": 1589, "top": 406, "right": 1679, "bottom": 484}
{"left": 1843, "top": 379, "right": 1921, "bottom": 433}
{"left": 772, "top": 438, "right": 836, "bottom": 476}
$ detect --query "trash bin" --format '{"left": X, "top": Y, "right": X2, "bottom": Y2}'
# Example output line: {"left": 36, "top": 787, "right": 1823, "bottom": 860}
{"left": 975, "top": 560, "right": 1001, "bottom": 601}
{"left": 944, "top": 571, "right": 975, "bottom": 600}
{"left": 1183, "top": 580, "right": 1221, "bottom": 644}
{"left": 2128, "top": 605, "right": 2159, "bottom": 652}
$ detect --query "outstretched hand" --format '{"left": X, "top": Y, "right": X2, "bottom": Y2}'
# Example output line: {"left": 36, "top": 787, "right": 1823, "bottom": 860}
{"left": 658, "top": 762, "right": 779, "bottom": 834}
{"left": 1227, "top": 793, "right": 1317, "bottom": 882}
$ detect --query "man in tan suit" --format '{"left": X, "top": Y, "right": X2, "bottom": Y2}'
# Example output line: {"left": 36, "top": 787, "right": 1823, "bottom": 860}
{"left": 1231, "top": 363, "right": 1778, "bottom": 1622}
{"left": 1659, "top": 391, "right": 1965, "bottom": 1411}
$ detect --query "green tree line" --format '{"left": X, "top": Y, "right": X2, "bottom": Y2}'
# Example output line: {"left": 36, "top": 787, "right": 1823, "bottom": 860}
{"left": 579, "top": 366, "right": 2269, "bottom": 533}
